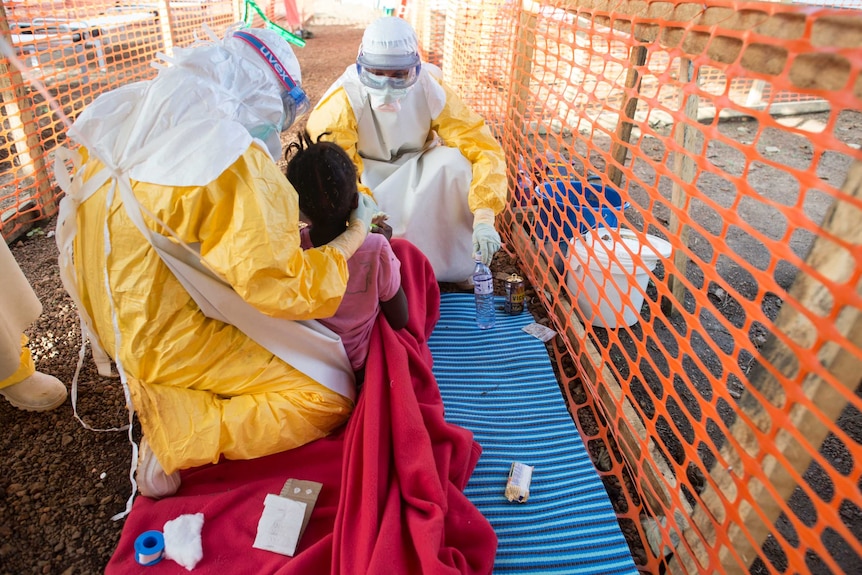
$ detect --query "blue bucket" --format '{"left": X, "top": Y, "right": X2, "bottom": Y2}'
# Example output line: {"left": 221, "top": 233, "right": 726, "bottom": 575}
{"left": 535, "top": 177, "right": 628, "bottom": 242}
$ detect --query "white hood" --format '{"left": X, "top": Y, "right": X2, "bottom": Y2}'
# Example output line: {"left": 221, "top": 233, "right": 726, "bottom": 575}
{"left": 68, "top": 28, "right": 301, "bottom": 186}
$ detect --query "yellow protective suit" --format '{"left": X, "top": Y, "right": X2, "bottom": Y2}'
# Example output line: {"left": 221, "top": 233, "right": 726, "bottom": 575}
{"left": 307, "top": 64, "right": 507, "bottom": 281}
{"left": 0, "top": 335, "right": 35, "bottom": 389}
{"left": 71, "top": 145, "right": 353, "bottom": 474}
{"left": 307, "top": 77, "right": 507, "bottom": 215}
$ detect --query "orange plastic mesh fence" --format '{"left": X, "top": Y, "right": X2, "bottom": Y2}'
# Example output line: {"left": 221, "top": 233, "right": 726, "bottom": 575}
{"left": 0, "top": 0, "right": 254, "bottom": 241}
{"left": 403, "top": 0, "right": 862, "bottom": 573}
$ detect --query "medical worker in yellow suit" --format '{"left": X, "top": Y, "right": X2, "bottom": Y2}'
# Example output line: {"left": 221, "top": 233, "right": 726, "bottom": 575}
{"left": 0, "top": 240, "right": 67, "bottom": 411}
{"left": 55, "top": 27, "right": 375, "bottom": 499}
{"left": 306, "top": 17, "right": 507, "bottom": 283}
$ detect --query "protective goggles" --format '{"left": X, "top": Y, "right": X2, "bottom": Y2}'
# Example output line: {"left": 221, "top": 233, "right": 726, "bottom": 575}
{"left": 233, "top": 30, "right": 311, "bottom": 129}
{"left": 356, "top": 51, "right": 421, "bottom": 90}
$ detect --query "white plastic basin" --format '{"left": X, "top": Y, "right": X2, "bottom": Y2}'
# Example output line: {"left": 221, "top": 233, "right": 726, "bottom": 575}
{"left": 567, "top": 228, "right": 672, "bottom": 328}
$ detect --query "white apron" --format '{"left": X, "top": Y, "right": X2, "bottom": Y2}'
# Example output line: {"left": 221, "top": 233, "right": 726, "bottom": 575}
{"left": 54, "top": 147, "right": 356, "bottom": 403}
{"left": 341, "top": 67, "right": 475, "bottom": 282}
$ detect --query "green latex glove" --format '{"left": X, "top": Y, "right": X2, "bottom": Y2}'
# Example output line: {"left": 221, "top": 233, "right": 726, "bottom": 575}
{"left": 472, "top": 223, "right": 500, "bottom": 266}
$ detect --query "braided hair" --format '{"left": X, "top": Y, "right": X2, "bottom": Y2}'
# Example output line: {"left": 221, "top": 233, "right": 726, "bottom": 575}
{"left": 285, "top": 132, "right": 358, "bottom": 232}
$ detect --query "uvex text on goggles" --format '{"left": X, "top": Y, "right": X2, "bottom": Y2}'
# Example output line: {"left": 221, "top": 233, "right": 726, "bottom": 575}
{"left": 356, "top": 50, "right": 421, "bottom": 91}
{"left": 233, "top": 30, "right": 311, "bottom": 129}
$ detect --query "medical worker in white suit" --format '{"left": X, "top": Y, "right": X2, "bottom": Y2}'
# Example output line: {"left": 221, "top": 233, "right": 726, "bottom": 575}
{"left": 56, "top": 27, "right": 375, "bottom": 500}
{"left": 306, "top": 17, "right": 507, "bottom": 283}
{"left": 0, "top": 240, "right": 67, "bottom": 412}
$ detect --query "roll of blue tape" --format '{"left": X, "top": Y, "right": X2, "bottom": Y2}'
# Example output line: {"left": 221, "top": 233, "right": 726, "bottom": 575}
{"left": 134, "top": 530, "right": 165, "bottom": 566}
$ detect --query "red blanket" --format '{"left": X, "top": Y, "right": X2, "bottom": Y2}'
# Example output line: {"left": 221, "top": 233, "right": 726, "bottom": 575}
{"left": 105, "top": 239, "right": 497, "bottom": 574}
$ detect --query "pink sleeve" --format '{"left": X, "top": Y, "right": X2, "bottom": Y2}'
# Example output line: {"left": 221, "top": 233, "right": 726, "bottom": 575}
{"left": 376, "top": 237, "right": 402, "bottom": 302}
{"left": 299, "top": 226, "right": 313, "bottom": 250}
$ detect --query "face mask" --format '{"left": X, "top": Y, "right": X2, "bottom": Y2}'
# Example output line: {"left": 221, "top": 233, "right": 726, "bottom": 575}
{"left": 366, "top": 85, "right": 410, "bottom": 113}
{"left": 248, "top": 123, "right": 283, "bottom": 160}
{"left": 240, "top": 94, "right": 286, "bottom": 160}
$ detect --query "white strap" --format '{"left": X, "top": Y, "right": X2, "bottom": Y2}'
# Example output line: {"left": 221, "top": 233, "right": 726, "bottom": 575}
{"left": 55, "top": 147, "right": 139, "bottom": 522}
{"left": 149, "top": 233, "right": 355, "bottom": 401}
{"left": 54, "top": 147, "right": 115, "bottom": 378}
{"left": 111, "top": 162, "right": 356, "bottom": 401}
{"left": 54, "top": 149, "right": 129, "bottom": 437}
{"left": 53, "top": 146, "right": 355, "bottom": 521}
{"left": 56, "top": 146, "right": 356, "bottom": 400}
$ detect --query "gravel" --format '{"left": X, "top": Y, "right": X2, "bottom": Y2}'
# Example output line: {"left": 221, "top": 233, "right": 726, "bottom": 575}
{"left": 3, "top": 229, "right": 131, "bottom": 575}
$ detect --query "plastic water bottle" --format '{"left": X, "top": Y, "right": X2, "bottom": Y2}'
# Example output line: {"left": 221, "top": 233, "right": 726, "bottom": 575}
{"left": 473, "top": 252, "right": 495, "bottom": 329}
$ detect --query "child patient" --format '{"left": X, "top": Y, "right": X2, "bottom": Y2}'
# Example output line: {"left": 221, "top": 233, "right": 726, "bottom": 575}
{"left": 285, "top": 133, "right": 408, "bottom": 375}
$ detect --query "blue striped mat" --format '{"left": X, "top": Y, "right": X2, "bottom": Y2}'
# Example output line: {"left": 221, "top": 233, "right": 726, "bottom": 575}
{"left": 429, "top": 294, "right": 638, "bottom": 575}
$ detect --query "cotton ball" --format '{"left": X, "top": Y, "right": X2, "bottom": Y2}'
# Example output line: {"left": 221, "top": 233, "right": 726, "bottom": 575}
{"left": 163, "top": 513, "right": 205, "bottom": 570}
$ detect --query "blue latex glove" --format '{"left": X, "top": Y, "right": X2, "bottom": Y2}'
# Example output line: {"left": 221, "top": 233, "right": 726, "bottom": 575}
{"left": 472, "top": 223, "right": 501, "bottom": 266}
{"left": 329, "top": 194, "right": 379, "bottom": 259}
{"left": 350, "top": 193, "right": 378, "bottom": 232}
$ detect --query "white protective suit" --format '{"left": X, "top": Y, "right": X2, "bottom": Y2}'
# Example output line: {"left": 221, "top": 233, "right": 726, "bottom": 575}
{"left": 0, "top": 240, "right": 42, "bottom": 385}
{"left": 306, "top": 33, "right": 507, "bottom": 282}
{"left": 54, "top": 28, "right": 359, "bottom": 475}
